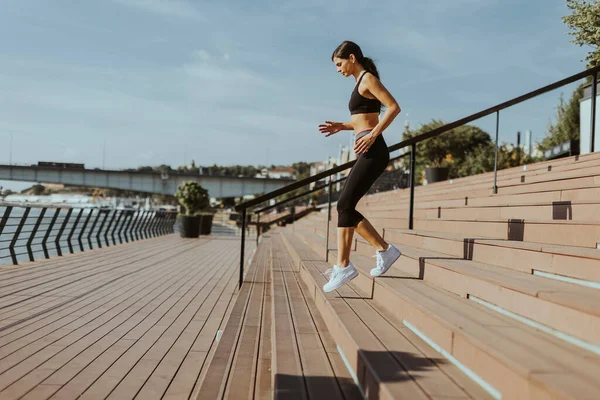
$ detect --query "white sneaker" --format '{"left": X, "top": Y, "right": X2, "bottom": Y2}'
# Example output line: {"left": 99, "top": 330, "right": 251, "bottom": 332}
{"left": 370, "top": 244, "right": 401, "bottom": 277}
{"left": 323, "top": 263, "right": 359, "bottom": 293}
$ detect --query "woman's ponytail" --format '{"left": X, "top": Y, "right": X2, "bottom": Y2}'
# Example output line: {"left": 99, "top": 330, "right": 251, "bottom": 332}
{"left": 359, "top": 56, "right": 379, "bottom": 80}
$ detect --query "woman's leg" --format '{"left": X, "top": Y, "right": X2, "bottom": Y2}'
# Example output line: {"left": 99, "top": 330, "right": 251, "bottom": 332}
{"left": 336, "top": 135, "right": 390, "bottom": 264}
{"left": 337, "top": 227, "right": 355, "bottom": 267}
{"left": 355, "top": 218, "right": 388, "bottom": 252}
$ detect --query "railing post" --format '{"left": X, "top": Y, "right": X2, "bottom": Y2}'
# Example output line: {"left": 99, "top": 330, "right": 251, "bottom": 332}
{"left": 79, "top": 209, "right": 94, "bottom": 251}
{"left": 117, "top": 211, "right": 128, "bottom": 243}
{"left": 150, "top": 212, "right": 159, "bottom": 237}
{"left": 409, "top": 143, "right": 416, "bottom": 230}
{"left": 9, "top": 207, "right": 30, "bottom": 265}
{"left": 102, "top": 210, "right": 117, "bottom": 246}
{"left": 0, "top": 206, "right": 12, "bottom": 239}
{"left": 493, "top": 111, "right": 500, "bottom": 194}
{"left": 591, "top": 71, "right": 598, "bottom": 153}
{"left": 96, "top": 210, "right": 109, "bottom": 249}
{"left": 42, "top": 208, "right": 61, "bottom": 259}
{"left": 108, "top": 210, "right": 122, "bottom": 245}
{"left": 159, "top": 211, "right": 169, "bottom": 235}
{"left": 128, "top": 211, "right": 140, "bottom": 241}
{"left": 139, "top": 211, "right": 152, "bottom": 239}
{"left": 157, "top": 211, "right": 165, "bottom": 236}
{"left": 55, "top": 208, "right": 73, "bottom": 257}
{"left": 171, "top": 212, "right": 177, "bottom": 233}
{"left": 88, "top": 209, "right": 102, "bottom": 250}
{"left": 27, "top": 208, "right": 46, "bottom": 261}
{"left": 67, "top": 208, "right": 84, "bottom": 254}
{"left": 325, "top": 177, "right": 333, "bottom": 262}
{"left": 123, "top": 211, "right": 135, "bottom": 242}
{"left": 256, "top": 212, "right": 260, "bottom": 245}
{"left": 291, "top": 205, "right": 295, "bottom": 233}
{"left": 239, "top": 208, "right": 247, "bottom": 289}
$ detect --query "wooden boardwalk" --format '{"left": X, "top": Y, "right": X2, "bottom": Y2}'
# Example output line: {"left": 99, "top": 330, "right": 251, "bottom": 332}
{"left": 0, "top": 234, "right": 255, "bottom": 400}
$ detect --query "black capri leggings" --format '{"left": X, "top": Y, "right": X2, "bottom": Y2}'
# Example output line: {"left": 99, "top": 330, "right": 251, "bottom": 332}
{"left": 337, "top": 130, "right": 389, "bottom": 228}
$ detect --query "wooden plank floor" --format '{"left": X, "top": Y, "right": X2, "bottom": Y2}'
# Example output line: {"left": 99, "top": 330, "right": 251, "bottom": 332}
{"left": 197, "top": 233, "right": 362, "bottom": 400}
{"left": 0, "top": 234, "right": 255, "bottom": 400}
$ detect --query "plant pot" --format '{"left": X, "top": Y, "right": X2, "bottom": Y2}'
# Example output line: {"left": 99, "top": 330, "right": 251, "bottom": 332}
{"left": 177, "top": 215, "right": 201, "bottom": 238}
{"left": 199, "top": 214, "right": 213, "bottom": 235}
{"left": 425, "top": 167, "right": 449, "bottom": 183}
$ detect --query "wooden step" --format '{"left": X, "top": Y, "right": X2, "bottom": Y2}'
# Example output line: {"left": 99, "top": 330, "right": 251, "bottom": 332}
{"left": 284, "top": 229, "right": 600, "bottom": 399}
{"left": 382, "top": 228, "right": 600, "bottom": 283}
{"left": 346, "top": 240, "right": 600, "bottom": 347}
{"left": 271, "top": 235, "right": 361, "bottom": 400}
{"left": 280, "top": 230, "right": 494, "bottom": 400}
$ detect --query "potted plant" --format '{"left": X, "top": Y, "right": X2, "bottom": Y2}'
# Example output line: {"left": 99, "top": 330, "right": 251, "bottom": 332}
{"left": 174, "top": 181, "right": 210, "bottom": 238}
{"left": 421, "top": 134, "right": 451, "bottom": 184}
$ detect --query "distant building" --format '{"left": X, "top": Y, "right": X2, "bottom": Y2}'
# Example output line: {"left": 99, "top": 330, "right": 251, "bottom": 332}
{"left": 255, "top": 167, "right": 297, "bottom": 179}
{"left": 268, "top": 167, "right": 296, "bottom": 179}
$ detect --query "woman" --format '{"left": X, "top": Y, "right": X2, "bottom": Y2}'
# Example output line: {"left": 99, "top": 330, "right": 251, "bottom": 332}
{"left": 318, "top": 41, "right": 402, "bottom": 293}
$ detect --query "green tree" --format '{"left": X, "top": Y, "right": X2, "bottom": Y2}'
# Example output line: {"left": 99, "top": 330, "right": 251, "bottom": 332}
{"left": 563, "top": 0, "right": 600, "bottom": 68}
{"left": 539, "top": 1, "right": 600, "bottom": 153}
{"left": 402, "top": 120, "right": 494, "bottom": 180}
{"left": 538, "top": 85, "right": 585, "bottom": 152}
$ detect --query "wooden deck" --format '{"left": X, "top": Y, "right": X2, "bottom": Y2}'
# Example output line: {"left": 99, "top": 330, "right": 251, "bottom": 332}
{"left": 0, "top": 234, "right": 255, "bottom": 400}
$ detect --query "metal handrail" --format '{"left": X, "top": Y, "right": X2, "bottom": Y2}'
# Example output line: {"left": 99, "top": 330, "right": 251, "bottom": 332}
{"left": 234, "top": 65, "right": 599, "bottom": 288}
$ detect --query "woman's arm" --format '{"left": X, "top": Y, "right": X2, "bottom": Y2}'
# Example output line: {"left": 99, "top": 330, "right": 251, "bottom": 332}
{"left": 319, "top": 120, "right": 354, "bottom": 137}
{"left": 362, "top": 74, "right": 401, "bottom": 138}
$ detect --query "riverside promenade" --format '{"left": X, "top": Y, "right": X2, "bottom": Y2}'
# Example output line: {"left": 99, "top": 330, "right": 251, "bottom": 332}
{"left": 0, "top": 233, "right": 255, "bottom": 399}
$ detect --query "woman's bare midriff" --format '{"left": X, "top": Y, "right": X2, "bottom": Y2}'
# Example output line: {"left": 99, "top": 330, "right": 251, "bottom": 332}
{"left": 351, "top": 113, "right": 379, "bottom": 135}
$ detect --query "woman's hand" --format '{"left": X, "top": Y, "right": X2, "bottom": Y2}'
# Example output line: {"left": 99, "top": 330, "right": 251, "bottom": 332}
{"left": 319, "top": 121, "right": 343, "bottom": 137}
{"left": 354, "top": 133, "right": 377, "bottom": 154}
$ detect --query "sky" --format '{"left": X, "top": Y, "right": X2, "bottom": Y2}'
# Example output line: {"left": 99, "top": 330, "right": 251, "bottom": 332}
{"left": 0, "top": 0, "right": 594, "bottom": 191}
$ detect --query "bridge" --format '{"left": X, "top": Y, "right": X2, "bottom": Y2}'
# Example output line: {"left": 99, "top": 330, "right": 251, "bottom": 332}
{"left": 0, "top": 164, "right": 294, "bottom": 197}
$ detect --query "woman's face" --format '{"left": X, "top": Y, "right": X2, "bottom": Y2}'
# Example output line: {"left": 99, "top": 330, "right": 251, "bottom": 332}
{"left": 333, "top": 56, "right": 355, "bottom": 77}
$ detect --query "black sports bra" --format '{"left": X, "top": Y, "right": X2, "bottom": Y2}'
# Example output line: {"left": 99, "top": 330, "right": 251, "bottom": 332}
{"left": 348, "top": 72, "right": 381, "bottom": 115}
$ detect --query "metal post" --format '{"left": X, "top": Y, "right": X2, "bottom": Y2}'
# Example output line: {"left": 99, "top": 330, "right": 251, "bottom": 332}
{"left": 171, "top": 212, "right": 177, "bottom": 233}
{"left": 88, "top": 209, "right": 102, "bottom": 250}
{"left": 117, "top": 211, "right": 128, "bottom": 244}
{"left": 123, "top": 211, "right": 135, "bottom": 242}
{"left": 96, "top": 210, "right": 109, "bottom": 248}
{"left": 129, "top": 211, "right": 141, "bottom": 241}
{"left": 139, "top": 211, "right": 152, "bottom": 239}
{"left": 107, "top": 210, "right": 121, "bottom": 245}
{"left": 325, "top": 177, "right": 333, "bottom": 262}
{"left": 408, "top": 143, "right": 416, "bottom": 230}
{"left": 139, "top": 211, "right": 149, "bottom": 236}
{"left": 79, "top": 208, "right": 94, "bottom": 251}
{"left": 54, "top": 208, "right": 73, "bottom": 257}
{"left": 27, "top": 208, "right": 46, "bottom": 261}
{"left": 120, "top": 211, "right": 131, "bottom": 243}
{"left": 493, "top": 111, "right": 500, "bottom": 194}
{"left": 239, "top": 208, "right": 247, "bottom": 289}
{"left": 591, "top": 71, "right": 598, "bottom": 153}
{"left": 149, "top": 212, "right": 158, "bottom": 237}
{"left": 256, "top": 212, "right": 260, "bottom": 244}
{"left": 66, "top": 208, "right": 84, "bottom": 254}
{"left": 291, "top": 205, "right": 295, "bottom": 233}
{"left": 156, "top": 212, "right": 164, "bottom": 236}
{"left": 104, "top": 210, "right": 119, "bottom": 246}
{"left": 42, "top": 208, "right": 61, "bottom": 259}
{"left": 516, "top": 131, "right": 521, "bottom": 165}
{"left": 0, "top": 207, "right": 12, "bottom": 237}
{"left": 158, "top": 211, "right": 169, "bottom": 235}
{"left": 9, "top": 207, "right": 30, "bottom": 265}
